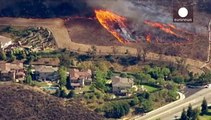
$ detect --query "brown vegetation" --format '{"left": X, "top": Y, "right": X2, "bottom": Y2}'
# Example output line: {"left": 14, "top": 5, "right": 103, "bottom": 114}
{"left": 66, "top": 18, "right": 121, "bottom": 46}
{"left": 0, "top": 83, "right": 103, "bottom": 120}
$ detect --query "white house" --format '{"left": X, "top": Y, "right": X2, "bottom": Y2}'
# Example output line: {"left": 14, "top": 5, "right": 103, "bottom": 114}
{"left": 0, "top": 36, "right": 12, "bottom": 49}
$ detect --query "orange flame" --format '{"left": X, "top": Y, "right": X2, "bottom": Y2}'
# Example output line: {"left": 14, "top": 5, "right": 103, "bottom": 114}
{"left": 95, "top": 9, "right": 127, "bottom": 43}
{"left": 144, "top": 20, "right": 178, "bottom": 36}
{"left": 146, "top": 34, "right": 151, "bottom": 43}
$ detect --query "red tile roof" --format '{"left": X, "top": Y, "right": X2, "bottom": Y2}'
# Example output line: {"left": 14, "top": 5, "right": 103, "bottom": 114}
{"left": 69, "top": 69, "right": 92, "bottom": 80}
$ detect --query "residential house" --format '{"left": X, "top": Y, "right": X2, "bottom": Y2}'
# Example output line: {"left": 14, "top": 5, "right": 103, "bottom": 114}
{"left": 69, "top": 69, "right": 92, "bottom": 88}
{"left": 0, "top": 61, "right": 25, "bottom": 82}
{"left": 112, "top": 76, "right": 134, "bottom": 95}
{"left": 33, "top": 65, "right": 59, "bottom": 81}
{"left": 0, "top": 36, "right": 12, "bottom": 50}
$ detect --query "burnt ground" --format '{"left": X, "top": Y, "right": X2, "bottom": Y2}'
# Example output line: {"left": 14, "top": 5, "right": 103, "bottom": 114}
{"left": 0, "top": 83, "right": 104, "bottom": 120}
{"left": 183, "top": 87, "right": 203, "bottom": 97}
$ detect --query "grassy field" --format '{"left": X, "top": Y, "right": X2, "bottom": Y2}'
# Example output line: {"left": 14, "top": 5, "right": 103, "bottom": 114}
{"left": 198, "top": 109, "right": 211, "bottom": 120}
{"left": 75, "top": 86, "right": 90, "bottom": 94}
{"left": 31, "top": 81, "right": 58, "bottom": 87}
{"left": 140, "top": 85, "right": 159, "bottom": 93}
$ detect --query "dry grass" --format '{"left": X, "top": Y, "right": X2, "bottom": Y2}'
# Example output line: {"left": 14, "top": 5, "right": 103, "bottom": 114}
{"left": 0, "top": 83, "right": 103, "bottom": 120}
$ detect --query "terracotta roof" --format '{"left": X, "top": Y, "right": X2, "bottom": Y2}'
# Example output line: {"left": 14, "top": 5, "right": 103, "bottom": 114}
{"left": 69, "top": 69, "right": 92, "bottom": 80}
{"left": 112, "top": 76, "right": 134, "bottom": 87}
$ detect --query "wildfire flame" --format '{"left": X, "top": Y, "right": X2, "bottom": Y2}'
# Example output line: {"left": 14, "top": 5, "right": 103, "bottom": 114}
{"left": 95, "top": 9, "right": 128, "bottom": 43}
{"left": 94, "top": 9, "right": 191, "bottom": 44}
{"left": 146, "top": 34, "right": 151, "bottom": 43}
{"left": 144, "top": 20, "right": 178, "bottom": 36}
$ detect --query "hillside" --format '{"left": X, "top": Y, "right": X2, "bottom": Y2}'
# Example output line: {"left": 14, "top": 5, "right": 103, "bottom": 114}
{"left": 0, "top": 83, "right": 104, "bottom": 120}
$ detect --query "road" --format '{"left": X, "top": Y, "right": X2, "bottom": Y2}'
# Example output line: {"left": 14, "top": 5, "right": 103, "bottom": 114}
{"left": 132, "top": 88, "right": 211, "bottom": 120}
{"left": 0, "top": 17, "right": 209, "bottom": 74}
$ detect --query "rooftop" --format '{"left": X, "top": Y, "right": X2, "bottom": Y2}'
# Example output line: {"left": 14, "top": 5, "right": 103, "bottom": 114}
{"left": 0, "top": 61, "right": 24, "bottom": 72}
{"left": 112, "top": 76, "right": 134, "bottom": 87}
{"left": 70, "top": 69, "right": 92, "bottom": 80}
{"left": 34, "top": 65, "right": 58, "bottom": 73}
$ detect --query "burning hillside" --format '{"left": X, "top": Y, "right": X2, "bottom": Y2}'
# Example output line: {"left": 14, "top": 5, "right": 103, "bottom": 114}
{"left": 95, "top": 9, "right": 135, "bottom": 43}
{"left": 65, "top": 2, "right": 208, "bottom": 60}
{"left": 94, "top": 9, "right": 193, "bottom": 45}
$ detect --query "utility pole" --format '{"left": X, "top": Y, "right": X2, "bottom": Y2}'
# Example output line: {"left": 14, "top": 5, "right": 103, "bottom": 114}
{"left": 207, "top": 20, "right": 211, "bottom": 62}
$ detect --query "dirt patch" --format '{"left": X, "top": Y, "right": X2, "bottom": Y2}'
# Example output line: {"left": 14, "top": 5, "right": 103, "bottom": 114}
{"left": 66, "top": 18, "right": 122, "bottom": 46}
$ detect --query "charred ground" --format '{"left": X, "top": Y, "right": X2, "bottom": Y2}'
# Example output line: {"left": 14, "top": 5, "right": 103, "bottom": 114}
{"left": 0, "top": 83, "right": 103, "bottom": 120}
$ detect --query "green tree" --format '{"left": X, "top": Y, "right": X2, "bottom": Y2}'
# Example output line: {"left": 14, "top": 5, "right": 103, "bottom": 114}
{"left": 0, "top": 50, "right": 6, "bottom": 61}
{"left": 187, "top": 104, "right": 193, "bottom": 119}
{"left": 201, "top": 98, "right": 208, "bottom": 115}
{"left": 8, "top": 51, "right": 16, "bottom": 62}
{"left": 93, "top": 69, "right": 107, "bottom": 92}
{"left": 192, "top": 108, "right": 200, "bottom": 120}
{"left": 198, "top": 73, "right": 211, "bottom": 85}
{"left": 180, "top": 109, "right": 188, "bottom": 120}
{"left": 107, "top": 70, "right": 113, "bottom": 79}
{"left": 25, "top": 74, "right": 32, "bottom": 85}
{"left": 142, "top": 99, "right": 153, "bottom": 112}
{"left": 54, "top": 88, "right": 61, "bottom": 97}
{"left": 59, "top": 53, "right": 71, "bottom": 67}
{"left": 134, "top": 72, "right": 151, "bottom": 84}
{"left": 167, "top": 89, "right": 178, "bottom": 102}
{"left": 25, "top": 65, "right": 32, "bottom": 85}
{"left": 94, "top": 91, "right": 103, "bottom": 99}
{"left": 161, "top": 67, "right": 171, "bottom": 76}
{"left": 67, "top": 90, "right": 75, "bottom": 98}
{"left": 172, "top": 76, "right": 184, "bottom": 84}
{"left": 129, "top": 96, "right": 139, "bottom": 107}
{"left": 16, "top": 51, "right": 26, "bottom": 60}
{"left": 60, "top": 89, "right": 67, "bottom": 98}
{"left": 58, "top": 66, "right": 67, "bottom": 87}
{"left": 104, "top": 101, "right": 130, "bottom": 118}
{"left": 96, "top": 61, "right": 109, "bottom": 72}
{"left": 120, "top": 73, "right": 127, "bottom": 78}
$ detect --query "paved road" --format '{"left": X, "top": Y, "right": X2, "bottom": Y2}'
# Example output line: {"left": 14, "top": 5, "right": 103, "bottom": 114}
{"left": 132, "top": 88, "right": 211, "bottom": 120}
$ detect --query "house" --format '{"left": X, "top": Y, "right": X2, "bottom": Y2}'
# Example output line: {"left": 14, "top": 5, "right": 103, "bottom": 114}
{"left": 69, "top": 69, "right": 92, "bottom": 88}
{"left": 33, "top": 65, "right": 59, "bottom": 81}
{"left": 0, "top": 36, "right": 12, "bottom": 49}
{"left": 112, "top": 76, "right": 134, "bottom": 95}
{"left": 0, "top": 61, "right": 25, "bottom": 82}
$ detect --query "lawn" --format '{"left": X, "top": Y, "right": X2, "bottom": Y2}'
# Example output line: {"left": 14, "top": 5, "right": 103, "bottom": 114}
{"left": 75, "top": 86, "right": 91, "bottom": 94}
{"left": 198, "top": 109, "right": 211, "bottom": 120}
{"left": 32, "top": 81, "right": 56, "bottom": 87}
{"left": 139, "top": 85, "right": 159, "bottom": 93}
